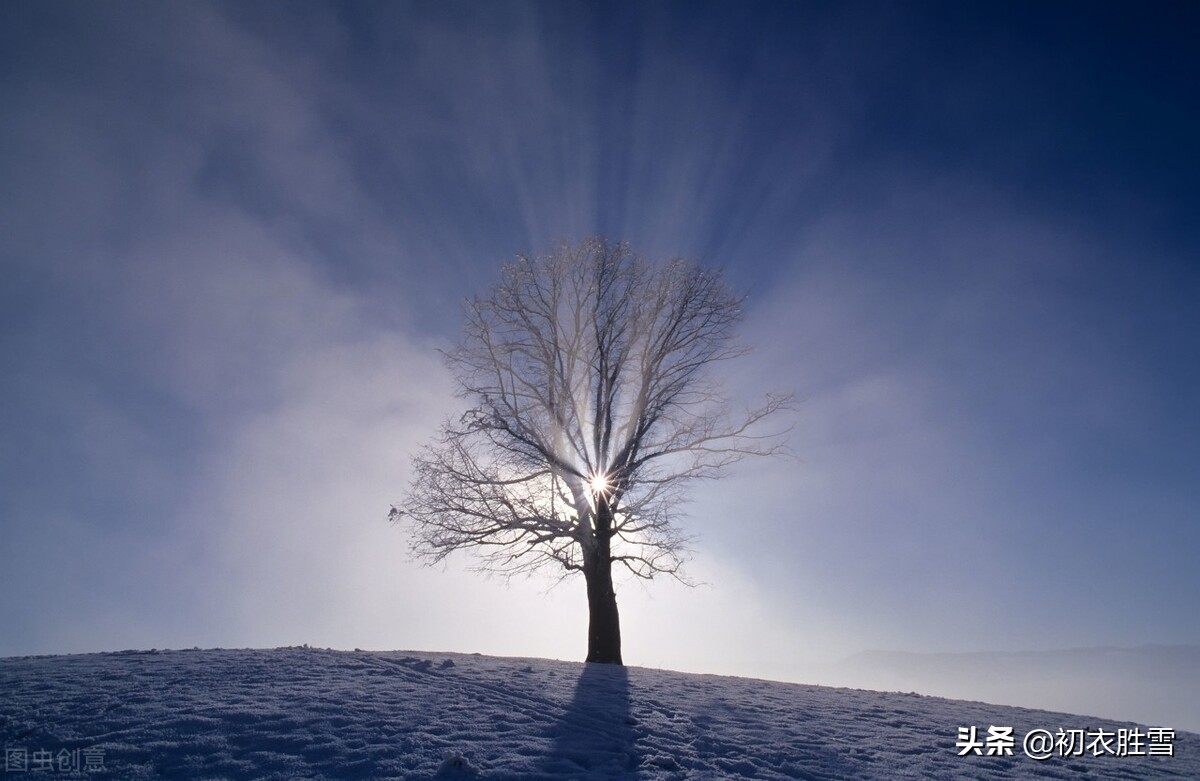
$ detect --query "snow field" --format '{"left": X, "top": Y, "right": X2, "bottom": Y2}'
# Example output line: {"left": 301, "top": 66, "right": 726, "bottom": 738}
{"left": 1, "top": 647, "right": 1196, "bottom": 779}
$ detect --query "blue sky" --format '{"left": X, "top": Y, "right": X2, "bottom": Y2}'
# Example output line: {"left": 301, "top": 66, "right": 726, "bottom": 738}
{"left": 1, "top": 0, "right": 1198, "bottom": 680}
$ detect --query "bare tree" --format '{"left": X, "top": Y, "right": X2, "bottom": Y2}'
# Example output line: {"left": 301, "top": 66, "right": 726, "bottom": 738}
{"left": 392, "top": 238, "right": 790, "bottom": 664}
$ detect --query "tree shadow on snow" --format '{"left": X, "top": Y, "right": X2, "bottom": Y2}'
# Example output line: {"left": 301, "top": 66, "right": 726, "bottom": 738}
{"left": 538, "top": 663, "right": 639, "bottom": 778}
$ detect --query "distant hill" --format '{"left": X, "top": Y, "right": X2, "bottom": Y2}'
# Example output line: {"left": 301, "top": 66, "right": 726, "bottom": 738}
{"left": 816, "top": 645, "right": 1200, "bottom": 735}
{"left": 1, "top": 647, "right": 1196, "bottom": 779}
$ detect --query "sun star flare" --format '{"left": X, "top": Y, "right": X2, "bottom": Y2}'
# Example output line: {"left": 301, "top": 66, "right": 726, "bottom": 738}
{"left": 589, "top": 472, "right": 611, "bottom": 496}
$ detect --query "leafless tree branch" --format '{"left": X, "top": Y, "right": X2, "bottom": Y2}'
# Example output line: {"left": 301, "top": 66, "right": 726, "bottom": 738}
{"left": 394, "top": 238, "right": 792, "bottom": 592}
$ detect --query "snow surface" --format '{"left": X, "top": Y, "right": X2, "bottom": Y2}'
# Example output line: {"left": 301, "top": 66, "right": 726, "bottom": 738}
{"left": 1, "top": 647, "right": 1196, "bottom": 780}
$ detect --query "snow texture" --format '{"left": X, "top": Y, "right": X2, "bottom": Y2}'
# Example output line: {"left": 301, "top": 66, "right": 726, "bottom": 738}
{"left": 1, "top": 647, "right": 1196, "bottom": 780}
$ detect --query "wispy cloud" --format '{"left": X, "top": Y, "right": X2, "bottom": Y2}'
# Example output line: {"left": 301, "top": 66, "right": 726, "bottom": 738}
{"left": 1, "top": 2, "right": 1197, "bottom": 723}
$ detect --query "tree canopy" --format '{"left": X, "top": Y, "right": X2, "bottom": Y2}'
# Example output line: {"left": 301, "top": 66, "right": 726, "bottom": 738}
{"left": 393, "top": 237, "right": 790, "bottom": 662}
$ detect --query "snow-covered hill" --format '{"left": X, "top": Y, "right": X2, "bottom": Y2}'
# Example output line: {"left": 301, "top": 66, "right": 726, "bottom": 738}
{"left": 1, "top": 647, "right": 1196, "bottom": 780}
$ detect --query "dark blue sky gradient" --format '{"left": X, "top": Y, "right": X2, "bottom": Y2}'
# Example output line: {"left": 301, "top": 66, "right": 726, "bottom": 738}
{"left": 1, "top": 1, "right": 1197, "bottom": 669}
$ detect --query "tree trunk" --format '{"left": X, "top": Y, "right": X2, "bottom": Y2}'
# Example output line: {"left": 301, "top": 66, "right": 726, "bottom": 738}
{"left": 584, "top": 556, "right": 622, "bottom": 664}
{"left": 584, "top": 503, "right": 623, "bottom": 665}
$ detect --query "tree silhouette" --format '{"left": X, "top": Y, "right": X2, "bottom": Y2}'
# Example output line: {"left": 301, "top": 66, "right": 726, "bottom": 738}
{"left": 393, "top": 238, "right": 790, "bottom": 664}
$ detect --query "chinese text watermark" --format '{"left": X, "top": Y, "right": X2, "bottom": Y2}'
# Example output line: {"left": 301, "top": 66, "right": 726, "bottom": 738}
{"left": 956, "top": 725, "right": 1175, "bottom": 760}
{"left": 4, "top": 747, "right": 106, "bottom": 773}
